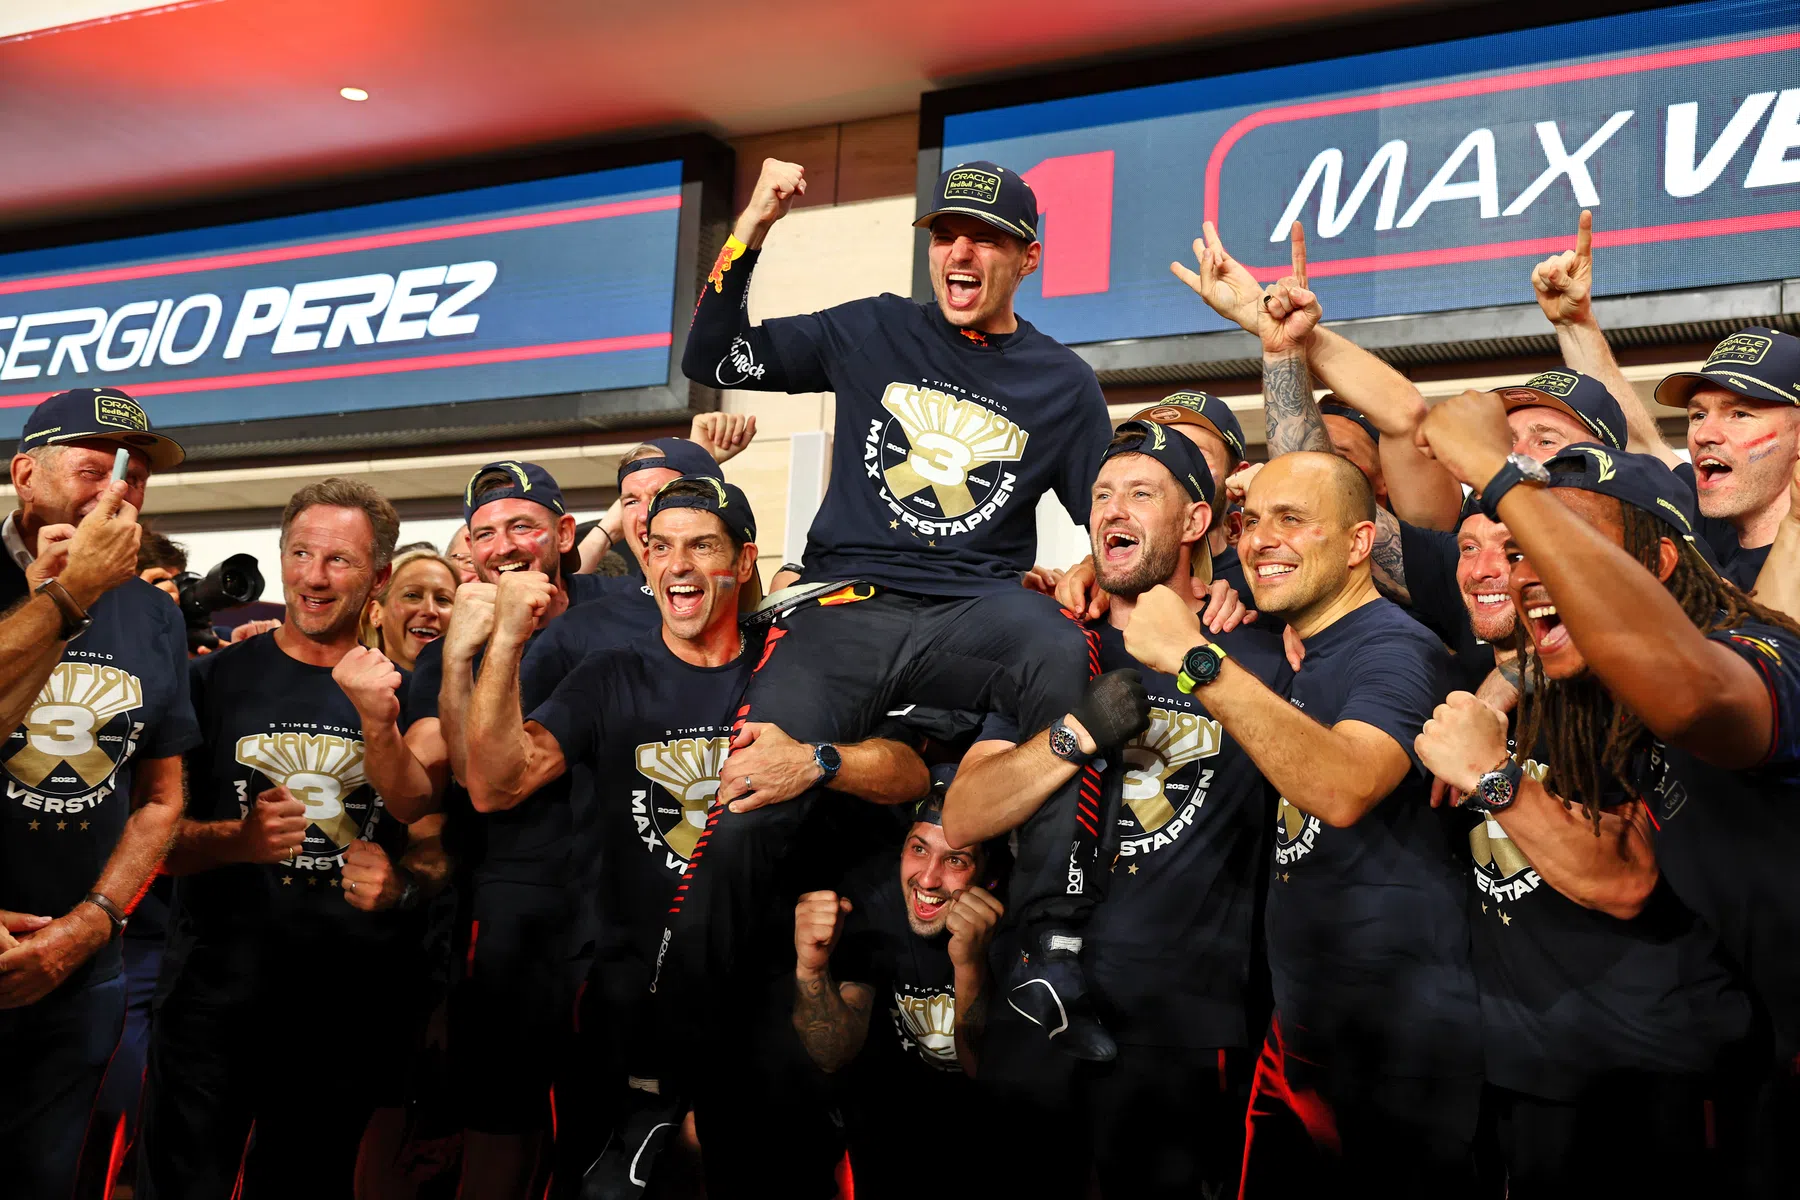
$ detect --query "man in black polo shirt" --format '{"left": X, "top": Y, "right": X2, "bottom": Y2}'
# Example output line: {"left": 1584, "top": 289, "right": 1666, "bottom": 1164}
{"left": 1126, "top": 448, "right": 1479, "bottom": 1195}
{"left": 947, "top": 420, "right": 1285, "bottom": 1197}
{"left": 141, "top": 478, "right": 445, "bottom": 1200}
{"left": 673, "top": 156, "right": 1116, "bottom": 1058}
{"left": 462, "top": 477, "right": 927, "bottom": 1198}
{"left": 1419, "top": 391, "right": 1800, "bottom": 1196}
{"left": 0, "top": 387, "right": 198, "bottom": 1200}
{"left": 793, "top": 775, "right": 1004, "bottom": 1200}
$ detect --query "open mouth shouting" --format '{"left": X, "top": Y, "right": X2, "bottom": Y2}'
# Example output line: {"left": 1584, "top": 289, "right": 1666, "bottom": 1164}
{"left": 664, "top": 579, "right": 705, "bottom": 619}
{"left": 911, "top": 886, "right": 949, "bottom": 926}
{"left": 1100, "top": 524, "right": 1141, "bottom": 564}
{"left": 944, "top": 270, "right": 983, "bottom": 311}
{"left": 1694, "top": 454, "right": 1735, "bottom": 491}
{"left": 1523, "top": 595, "right": 1570, "bottom": 655}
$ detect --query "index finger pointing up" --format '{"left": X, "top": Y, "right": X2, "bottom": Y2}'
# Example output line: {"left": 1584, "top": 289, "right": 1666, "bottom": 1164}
{"left": 1290, "top": 222, "right": 1308, "bottom": 288}
{"left": 1575, "top": 209, "right": 1592, "bottom": 265}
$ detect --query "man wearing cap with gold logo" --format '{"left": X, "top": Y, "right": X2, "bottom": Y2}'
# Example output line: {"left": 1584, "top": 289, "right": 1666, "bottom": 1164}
{"left": 0, "top": 387, "right": 198, "bottom": 1199}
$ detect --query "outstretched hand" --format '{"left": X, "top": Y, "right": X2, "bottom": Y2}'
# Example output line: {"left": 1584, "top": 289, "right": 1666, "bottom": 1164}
{"left": 1171, "top": 221, "right": 1263, "bottom": 333}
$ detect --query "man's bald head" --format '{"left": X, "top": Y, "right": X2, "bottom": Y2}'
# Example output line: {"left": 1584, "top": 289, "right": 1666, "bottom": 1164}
{"left": 1252, "top": 451, "right": 1377, "bottom": 528}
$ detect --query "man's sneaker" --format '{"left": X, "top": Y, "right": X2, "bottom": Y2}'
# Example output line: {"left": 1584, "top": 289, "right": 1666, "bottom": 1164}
{"left": 1006, "top": 930, "right": 1117, "bottom": 1062}
{"left": 580, "top": 1077, "right": 684, "bottom": 1200}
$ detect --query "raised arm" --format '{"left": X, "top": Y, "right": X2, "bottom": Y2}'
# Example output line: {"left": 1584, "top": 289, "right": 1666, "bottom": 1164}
{"left": 1124, "top": 586, "right": 1414, "bottom": 827}
{"left": 944, "top": 886, "right": 1002, "bottom": 1077}
{"left": 1420, "top": 390, "right": 1775, "bottom": 768}
{"left": 334, "top": 646, "right": 441, "bottom": 822}
{"left": 680, "top": 158, "right": 831, "bottom": 393}
{"left": 941, "top": 670, "right": 1149, "bottom": 849}
{"left": 1416, "top": 692, "right": 1656, "bottom": 920}
{"left": 791, "top": 890, "right": 874, "bottom": 1073}
{"left": 462, "top": 574, "right": 567, "bottom": 812}
{"left": 1532, "top": 211, "right": 1680, "bottom": 468}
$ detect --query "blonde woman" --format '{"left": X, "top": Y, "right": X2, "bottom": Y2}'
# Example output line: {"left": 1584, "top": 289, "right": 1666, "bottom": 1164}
{"left": 361, "top": 548, "right": 458, "bottom": 673}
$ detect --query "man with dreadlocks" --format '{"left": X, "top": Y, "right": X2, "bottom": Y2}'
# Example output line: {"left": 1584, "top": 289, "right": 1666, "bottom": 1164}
{"left": 1417, "top": 388, "right": 1800, "bottom": 1198}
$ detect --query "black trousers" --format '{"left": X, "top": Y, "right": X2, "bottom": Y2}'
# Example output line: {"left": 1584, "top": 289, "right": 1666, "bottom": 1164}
{"left": 0, "top": 973, "right": 126, "bottom": 1200}
{"left": 1240, "top": 1014, "right": 1482, "bottom": 1199}
{"left": 652, "top": 587, "right": 1104, "bottom": 1062}
{"left": 979, "top": 1011, "right": 1253, "bottom": 1200}
{"left": 138, "top": 948, "right": 419, "bottom": 1200}
{"left": 1487, "top": 1075, "right": 1723, "bottom": 1199}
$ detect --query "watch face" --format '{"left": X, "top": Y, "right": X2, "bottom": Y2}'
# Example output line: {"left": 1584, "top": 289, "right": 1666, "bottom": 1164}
{"left": 1477, "top": 770, "right": 1513, "bottom": 810}
{"left": 1049, "top": 725, "right": 1081, "bottom": 760}
{"left": 1182, "top": 645, "right": 1222, "bottom": 685}
{"left": 816, "top": 743, "right": 842, "bottom": 773}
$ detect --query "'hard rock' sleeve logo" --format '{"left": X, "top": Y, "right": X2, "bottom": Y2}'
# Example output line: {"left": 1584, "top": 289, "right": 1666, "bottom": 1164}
{"left": 635, "top": 737, "right": 730, "bottom": 861}
{"left": 1121, "top": 707, "right": 1220, "bottom": 833}
{"left": 7, "top": 663, "right": 143, "bottom": 789}
{"left": 878, "top": 383, "right": 1027, "bottom": 520}
{"left": 236, "top": 732, "right": 372, "bottom": 852}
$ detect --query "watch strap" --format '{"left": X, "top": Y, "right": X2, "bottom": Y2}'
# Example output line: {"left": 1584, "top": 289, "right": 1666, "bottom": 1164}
{"left": 1048, "top": 717, "right": 1094, "bottom": 766}
{"left": 81, "top": 892, "right": 127, "bottom": 938}
{"left": 35, "top": 578, "right": 90, "bottom": 640}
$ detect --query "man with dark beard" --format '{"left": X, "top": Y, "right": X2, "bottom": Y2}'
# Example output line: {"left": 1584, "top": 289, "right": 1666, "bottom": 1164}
{"left": 945, "top": 421, "right": 1284, "bottom": 1198}
{"left": 1416, "top": 389, "right": 1800, "bottom": 1196}
{"left": 141, "top": 479, "right": 447, "bottom": 1200}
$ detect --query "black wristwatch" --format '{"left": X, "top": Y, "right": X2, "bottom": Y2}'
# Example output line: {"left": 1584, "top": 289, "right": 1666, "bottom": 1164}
{"left": 35, "top": 578, "right": 92, "bottom": 641}
{"left": 1048, "top": 717, "right": 1094, "bottom": 766}
{"left": 1480, "top": 454, "right": 1551, "bottom": 521}
{"left": 1466, "top": 759, "right": 1524, "bottom": 814}
{"left": 1176, "top": 643, "right": 1227, "bottom": 693}
{"left": 812, "top": 742, "right": 842, "bottom": 785}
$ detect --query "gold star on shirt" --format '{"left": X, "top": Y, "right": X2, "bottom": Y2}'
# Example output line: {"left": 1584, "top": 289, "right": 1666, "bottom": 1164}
{"left": 281, "top": 875, "right": 293, "bottom": 886}
{"left": 889, "top": 520, "right": 899, "bottom": 529}
{"left": 79, "top": 821, "right": 90, "bottom": 831}
{"left": 1127, "top": 864, "right": 1139, "bottom": 875}
{"left": 55, "top": 821, "right": 67, "bottom": 831}
{"left": 928, "top": 540, "right": 937, "bottom": 547}
{"left": 1498, "top": 911, "right": 1511, "bottom": 926}
{"left": 27, "top": 820, "right": 39, "bottom": 831}
{"left": 330, "top": 879, "right": 340, "bottom": 888}
{"left": 1280, "top": 872, "right": 1290, "bottom": 883}
{"left": 307, "top": 877, "right": 318, "bottom": 887}
{"left": 1481, "top": 902, "right": 1488, "bottom": 914}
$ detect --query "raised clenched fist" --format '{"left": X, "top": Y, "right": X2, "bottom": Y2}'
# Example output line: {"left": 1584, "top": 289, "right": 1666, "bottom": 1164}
{"left": 493, "top": 570, "right": 555, "bottom": 641}
{"left": 944, "top": 886, "right": 1003, "bottom": 972}
{"left": 794, "top": 890, "right": 851, "bottom": 978}
{"left": 443, "top": 581, "right": 497, "bottom": 662}
{"left": 735, "top": 159, "right": 807, "bottom": 247}
{"left": 333, "top": 645, "right": 402, "bottom": 726}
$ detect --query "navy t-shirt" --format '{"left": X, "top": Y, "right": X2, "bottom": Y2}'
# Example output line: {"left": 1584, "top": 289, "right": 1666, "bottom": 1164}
{"left": 1674, "top": 462, "right": 1770, "bottom": 592}
{"left": 1634, "top": 620, "right": 1800, "bottom": 1062}
{"left": 1468, "top": 748, "right": 1749, "bottom": 1099}
{"left": 0, "top": 538, "right": 199, "bottom": 994}
{"left": 527, "top": 628, "right": 757, "bottom": 970}
{"left": 403, "top": 570, "right": 616, "bottom": 887}
{"left": 687, "top": 257, "right": 1112, "bottom": 595}
{"left": 1265, "top": 598, "right": 1480, "bottom": 1078}
{"left": 174, "top": 634, "right": 420, "bottom": 995}
{"left": 980, "top": 619, "right": 1286, "bottom": 1049}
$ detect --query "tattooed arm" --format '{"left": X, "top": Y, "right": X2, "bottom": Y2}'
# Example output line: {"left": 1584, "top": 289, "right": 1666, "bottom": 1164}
{"left": 792, "top": 890, "right": 875, "bottom": 1072}
{"left": 1264, "top": 348, "right": 1332, "bottom": 457}
{"left": 1369, "top": 507, "right": 1411, "bottom": 606}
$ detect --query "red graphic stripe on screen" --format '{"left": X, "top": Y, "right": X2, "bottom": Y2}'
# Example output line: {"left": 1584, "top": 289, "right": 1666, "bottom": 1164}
{"left": 0, "top": 333, "right": 674, "bottom": 409}
{"left": 1202, "top": 31, "right": 1800, "bottom": 278}
{"left": 0, "top": 193, "right": 684, "bottom": 297}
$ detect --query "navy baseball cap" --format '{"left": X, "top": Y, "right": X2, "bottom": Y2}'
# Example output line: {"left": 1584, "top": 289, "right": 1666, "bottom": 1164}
{"left": 1103, "top": 420, "right": 1217, "bottom": 506}
{"left": 1319, "top": 398, "right": 1381, "bottom": 449}
{"left": 1544, "top": 444, "right": 1698, "bottom": 545}
{"left": 19, "top": 387, "right": 184, "bottom": 470}
{"left": 463, "top": 460, "right": 568, "bottom": 524}
{"left": 1129, "top": 391, "right": 1247, "bottom": 463}
{"left": 914, "top": 161, "right": 1039, "bottom": 243}
{"left": 1654, "top": 327, "right": 1800, "bottom": 408}
{"left": 617, "top": 437, "right": 723, "bottom": 486}
{"left": 648, "top": 475, "right": 757, "bottom": 545}
{"left": 1499, "top": 369, "right": 1626, "bottom": 451}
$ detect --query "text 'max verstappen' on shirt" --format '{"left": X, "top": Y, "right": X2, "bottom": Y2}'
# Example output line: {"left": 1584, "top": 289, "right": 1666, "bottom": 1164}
{"left": 685, "top": 250, "right": 1111, "bottom": 595}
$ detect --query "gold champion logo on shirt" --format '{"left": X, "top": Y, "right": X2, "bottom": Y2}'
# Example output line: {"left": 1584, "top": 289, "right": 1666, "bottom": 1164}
{"left": 1273, "top": 796, "right": 1320, "bottom": 866}
{"left": 7, "top": 662, "right": 143, "bottom": 789}
{"left": 236, "top": 732, "right": 371, "bottom": 852}
{"left": 635, "top": 737, "right": 730, "bottom": 861}
{"left": 879, "top": 383, "right": 1027, "bottom": 519}
{"left": 1121, "top": 706, "right": 1221, "bottom": 833}
{"left": 891, "top": 983, "right": 959, "bottom": 1069}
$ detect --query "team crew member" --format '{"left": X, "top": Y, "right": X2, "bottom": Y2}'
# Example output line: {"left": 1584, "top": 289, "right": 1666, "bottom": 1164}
{"left": 140, "top": 479, "right": 446, "bottom": 1200}
{"left": 462, "top": 478, "right": 927, "bottom": 1197}
{"left": 793, "top": 777, "right": 1005, "bottom": 1200}
{"left": 672, "top": 156, "right": 1117, "bottom": 1063}
{"left": 949, "top": 422, "right": 1285, "bottom": 1197}
{"left": 363, "top": 547, "right": 458, "bottom": 672}
{"left": 1412, "top": 466, "right": 1752, "bottom": 1195}
{"left": 1416, "top": 391, "right": 1800, "bottom": 1195}
{"left": 0, "top": 388, "right": 197, "bottom": 1200}
{"left": 1124, "top": 451, "right": 1479, "bottom": 1194}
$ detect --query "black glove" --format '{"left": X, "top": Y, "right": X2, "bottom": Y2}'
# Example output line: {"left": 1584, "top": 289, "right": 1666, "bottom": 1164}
{"left": 1070, "top": 668, "right": 1151, "bottom": 749}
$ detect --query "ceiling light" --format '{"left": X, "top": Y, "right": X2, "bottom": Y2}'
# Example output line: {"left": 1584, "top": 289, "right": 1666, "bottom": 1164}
{"left": 339, "top": 87, "right": 369, "bottom": 102}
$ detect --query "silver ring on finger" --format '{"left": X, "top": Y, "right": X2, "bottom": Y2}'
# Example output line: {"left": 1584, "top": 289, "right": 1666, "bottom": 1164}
{"left": 347, "top": 880, "right": 356, "bottom": 893}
